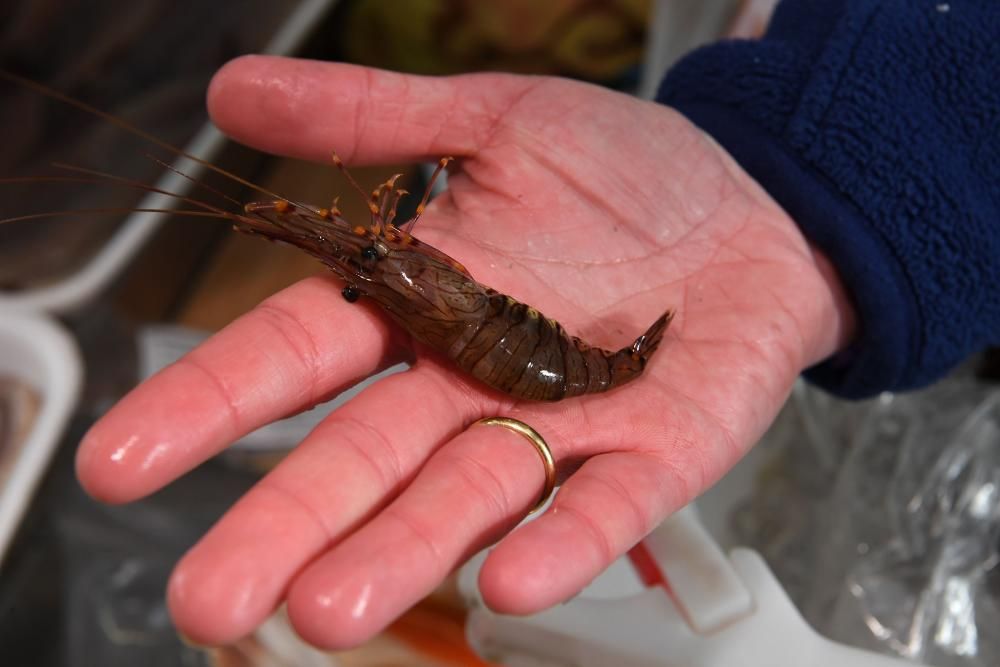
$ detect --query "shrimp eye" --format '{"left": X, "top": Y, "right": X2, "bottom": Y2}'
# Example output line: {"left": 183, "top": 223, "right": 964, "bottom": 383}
{"left": 361, "top": 246, "right": 379, "bottom": 262}
{"left": 342, "top": 285, "right": 360, "bottom": 303}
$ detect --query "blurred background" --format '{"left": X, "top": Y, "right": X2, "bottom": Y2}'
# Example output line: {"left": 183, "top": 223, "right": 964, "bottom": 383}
{"left": 3, "top": 2, "right": 1000, "bottom": 666}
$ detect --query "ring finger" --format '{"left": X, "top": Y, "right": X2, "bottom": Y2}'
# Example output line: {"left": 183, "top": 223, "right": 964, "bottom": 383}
{"left": 282, "top": 416, "right": 565, "bottom": 649}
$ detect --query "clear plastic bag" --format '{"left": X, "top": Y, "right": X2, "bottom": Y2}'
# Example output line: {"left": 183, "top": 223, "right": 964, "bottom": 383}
{"left": 733, "top": 377, "right": 1000, "bottom": 666}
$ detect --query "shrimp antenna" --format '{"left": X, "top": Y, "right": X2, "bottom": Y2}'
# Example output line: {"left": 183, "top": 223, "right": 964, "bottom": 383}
{"left": 2, "top": 171, "right": 229, "bottom": 217}
{"left": 377, "top": 173, "right": 404, "bottom": 220}
{"left": 47, "top": 162, "right": 232, "bottom": 215}
{"left": 405, "top": 157, "right": 452, "bottom": 234}
{"left": 141, "top": 153, "right": 243, "bottom": 208}
{"left": 330, "top": 150, "right": 372, "bottom": 204}
{"left": 0, "top": 208, "right": 238, "bottom": 226}
{"left": 0, "top": 69, "right": 291, "bottom": 205}
{"left": 332, "top": 151, "right": 392, "bottom": 234}
{"left": 385, "top": 188, "right": 409, "bottom": 227}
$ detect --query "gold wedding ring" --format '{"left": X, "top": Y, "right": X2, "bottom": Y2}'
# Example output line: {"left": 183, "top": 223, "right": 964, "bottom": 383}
{"left": 475, "top": 417, "right": 556, "bottom": 514}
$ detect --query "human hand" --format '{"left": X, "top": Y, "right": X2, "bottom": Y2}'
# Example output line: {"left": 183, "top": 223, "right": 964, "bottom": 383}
{"left": 77, "top": 55, "right": 855, "bottom": 649}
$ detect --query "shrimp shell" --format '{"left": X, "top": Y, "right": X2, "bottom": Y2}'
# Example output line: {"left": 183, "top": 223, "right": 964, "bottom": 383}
{"left": 238, "top": 157, "right": 673, "bottom": 401}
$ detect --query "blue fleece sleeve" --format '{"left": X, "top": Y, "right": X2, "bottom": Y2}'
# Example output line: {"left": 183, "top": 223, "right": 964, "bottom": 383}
{"left": 656, "top": 0, "right": 1000, "bottom": 399}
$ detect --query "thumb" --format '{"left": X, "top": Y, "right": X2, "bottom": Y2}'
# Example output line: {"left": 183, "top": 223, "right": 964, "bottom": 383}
{"left": 207, "top": 55, "right": 523, "bottom": 166}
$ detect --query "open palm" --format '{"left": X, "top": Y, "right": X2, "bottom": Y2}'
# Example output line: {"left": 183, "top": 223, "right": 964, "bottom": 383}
{"left": 77, "top": 55, "right": 853, "bottom": 649}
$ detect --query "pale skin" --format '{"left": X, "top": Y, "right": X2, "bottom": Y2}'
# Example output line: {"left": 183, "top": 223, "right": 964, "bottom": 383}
{"left": 76, "top": 55, "right": 856, "bottom": 649}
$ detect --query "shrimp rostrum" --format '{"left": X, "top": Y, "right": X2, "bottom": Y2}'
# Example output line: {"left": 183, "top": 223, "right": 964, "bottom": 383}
{"left": 238, "top": 155, "right": 673, "bottom": 402}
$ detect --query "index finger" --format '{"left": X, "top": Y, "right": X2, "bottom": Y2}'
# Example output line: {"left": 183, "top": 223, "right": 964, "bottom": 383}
{"left": 76, "top": 276, "right": 402, "bottom": 503}
{"left": 206, "top": 55, "right": 531, "bottom": 166}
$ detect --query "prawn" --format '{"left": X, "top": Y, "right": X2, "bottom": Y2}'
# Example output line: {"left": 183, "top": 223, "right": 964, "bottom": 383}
{"left": 0, "top": 70, "right": 673, "bottom": 402}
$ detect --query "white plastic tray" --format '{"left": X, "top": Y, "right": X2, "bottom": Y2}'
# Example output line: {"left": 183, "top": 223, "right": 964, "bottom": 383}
{"left": 0, "top": 310, "right": 83, "bottom": 566}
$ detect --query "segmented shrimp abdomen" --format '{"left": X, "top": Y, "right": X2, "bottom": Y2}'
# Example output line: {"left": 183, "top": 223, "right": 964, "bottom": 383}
{"left": 450, "top": 293, "right": 672, "bottom": 401}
